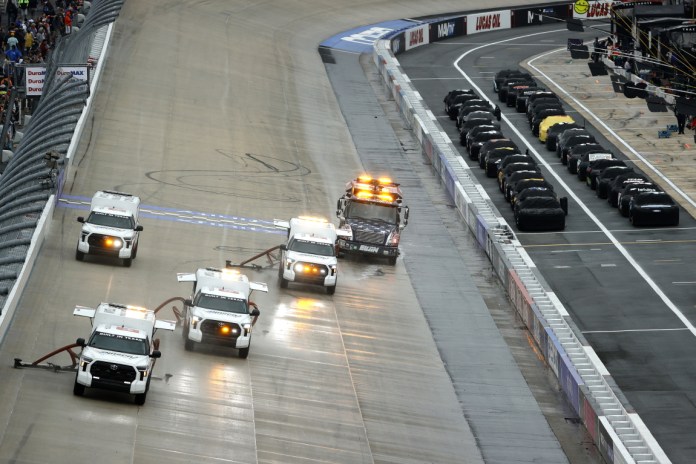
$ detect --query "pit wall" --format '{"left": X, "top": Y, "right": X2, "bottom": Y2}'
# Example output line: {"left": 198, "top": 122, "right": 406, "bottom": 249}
{"left": 373, "top": 4, "right": 671, "bottom": 464}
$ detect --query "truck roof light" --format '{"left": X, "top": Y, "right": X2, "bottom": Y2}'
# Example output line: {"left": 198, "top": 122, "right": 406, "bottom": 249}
{"left": 378, "top": 177, "right": 392, "bottom": 184}
{"left": 357, "top": 175, "right": 372, "bottom": 182}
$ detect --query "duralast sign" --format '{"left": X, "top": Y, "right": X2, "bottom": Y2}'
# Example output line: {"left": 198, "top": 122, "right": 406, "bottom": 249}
{"left": 466, "top": 10, "right": 511, "bottom": 35}
{"left": 24, "top": 65, "right": 89, "bottom": 97}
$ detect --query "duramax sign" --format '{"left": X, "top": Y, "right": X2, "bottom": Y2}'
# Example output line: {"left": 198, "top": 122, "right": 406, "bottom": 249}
{"left": 25, "top": 65, "right": 90, "bottom": 96}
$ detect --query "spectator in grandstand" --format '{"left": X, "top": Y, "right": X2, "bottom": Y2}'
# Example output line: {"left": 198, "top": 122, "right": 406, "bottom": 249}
{"left": 6, "top": 0, "right": 19, "bottom": 29}
{"left": 5, "top": 30, "right": 18, "bottom": 50}
{"left": 63, "top": 7, "right": 71, "bottom": 34}
{"left": 5, "top": 44, "right": 22, "bottom": 64}
{"left": 29, "top": 0, "right": 38, "bottom": 20}
{"left": 38, "top": 37, "right": 48, "bottom": 59}
{"left": 42, "top": 0, "right": 55, "bottom": 17}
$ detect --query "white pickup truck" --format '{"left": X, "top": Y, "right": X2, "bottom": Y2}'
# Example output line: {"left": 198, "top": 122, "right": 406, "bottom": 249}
{"left": 72, "top": 303, "right": 175, "bottom": 405}
{"left": 76, "top": 190, "right": 143, "bottom": 267}
{"left": 274, "top": 216, "right": 338, "bottom": 294}
{"left": 178, "top": 267, "right": 266, "bottom": 358}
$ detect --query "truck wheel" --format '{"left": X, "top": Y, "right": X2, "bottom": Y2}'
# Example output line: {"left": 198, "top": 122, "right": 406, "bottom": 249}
{"left": 131, "top": 243, "right": 138, "bottom": 259}
{"left": 238, "top": 346, "right": 250, "bottom": 359}
{"left": 327, "top": 284, "right": 336, "bottom": 295}
{"left": 123, "top": 258, "right": 132, "bottom": 267}
{"left": 73, "top": 379, "right": 85, "bottom": 396}
{"left": 134, "top": 392, "right": 147, "bottom": 405}
{"left": 279, "top": 276, "right": 288, "bottom": 288}
{"left": 184, "top": 338, "right": 194, "bottom": 351}
{"left": 75, "top": 248, "right": 84, "bottom": 261}
{"left": 388, "top": 256, "right": 397, "bottom": 265}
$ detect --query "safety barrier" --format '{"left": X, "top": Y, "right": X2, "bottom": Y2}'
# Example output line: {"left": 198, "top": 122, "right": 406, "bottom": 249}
{"left": 0, "top": 0, "right": 124, "bottom": 342}
{"left": 373, "top": 5, "right": 670, "bottom": 464}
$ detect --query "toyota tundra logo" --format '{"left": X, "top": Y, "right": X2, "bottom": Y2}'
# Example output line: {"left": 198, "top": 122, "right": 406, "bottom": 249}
{"left": 110, "top": 364, "right": 118, "bottom": 371}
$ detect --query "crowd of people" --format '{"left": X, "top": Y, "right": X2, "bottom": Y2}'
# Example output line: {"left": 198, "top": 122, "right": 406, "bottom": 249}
{"left": 0, "top": 1, "right": 82, "bottom": 151}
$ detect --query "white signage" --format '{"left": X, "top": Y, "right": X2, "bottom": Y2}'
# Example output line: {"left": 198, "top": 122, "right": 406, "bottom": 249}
{"left": 24, "top": 65, "right": 89, "bottom": 97}
{"left": 466, "top": 10, "right": 511, "bottom": 35}
{"left": 405, "top": 24, "right": 429, "bottom": 51}
{"left": 573, "top": 0, "right": 614, "bottom": 19}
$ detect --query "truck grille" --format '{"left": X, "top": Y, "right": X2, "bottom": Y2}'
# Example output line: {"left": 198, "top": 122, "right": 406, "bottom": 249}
{"left": 353, "top": 229, "right": 386, "bottom": 244}
{"left": 201, "top": 320, "right": 241, "bottom": 337}
{"left": 87, "top": 233, "right": 120, "bottom": 249}
{"left": 91, "top": 361, "right": 136, "bottom": 382}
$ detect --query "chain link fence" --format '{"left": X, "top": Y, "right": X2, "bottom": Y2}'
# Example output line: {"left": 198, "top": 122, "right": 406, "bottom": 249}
{"left": 0, "top": 0, "right": 124, "bottom": 314}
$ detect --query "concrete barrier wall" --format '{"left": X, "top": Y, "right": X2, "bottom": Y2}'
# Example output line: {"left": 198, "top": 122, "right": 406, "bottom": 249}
{"left": 373, "top": 5, "right": 670, "bottom": 464}
{"left": 0, "top": 23, "right": 114, "bottom": 345}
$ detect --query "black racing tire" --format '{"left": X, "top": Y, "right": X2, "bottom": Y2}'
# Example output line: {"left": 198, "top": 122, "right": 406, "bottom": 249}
{"left": 75, "top": 248, "right": 84, "bottom": 261}
{"left": 238, "top": 346, "right": 250, "bottom": 359}
{"left": 388, "top": 256, "right": 397, "bottom": 265}
{"left": 123, "top": 258, "right": 132, "bottom": 267}
{"left": 630, "top": 213, "right": 640, "bottom": 226}
{"left": 73, "top": 378, "right": 85, "bottom": 396}
{"left": 327, "top": 284, "right": 336, "bottom": 295}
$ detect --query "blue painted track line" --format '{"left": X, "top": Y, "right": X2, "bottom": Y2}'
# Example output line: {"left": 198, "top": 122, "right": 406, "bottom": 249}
{"left": 58, "top": 195, "right": 284, "bottom": 235}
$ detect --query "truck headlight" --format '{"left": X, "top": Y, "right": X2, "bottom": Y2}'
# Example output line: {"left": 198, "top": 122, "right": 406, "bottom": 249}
{"left": 137, "top": 366, "right": 149, "bottom": 380}
{"left": 104, "top": 237, "right": 122, "bottom": 249}
{"left": 387, "top": 230, "right": 400, "bottom": 246}
{"left": 243, "top": 323, "right": 252, "bottom": 336}
{"left": 285, "top": 258, "right": 295, "bottom": 270}
{"left": 330, "top": 264, "right": 337, "bottom": 276}
{"left": 80, "top": 356, "right": 93, "bottom": 371}
{"left": 192, "top": 315, "right": 201, "bottom": 329}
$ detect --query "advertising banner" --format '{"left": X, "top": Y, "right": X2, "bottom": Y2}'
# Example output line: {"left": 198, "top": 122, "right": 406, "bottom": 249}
{"left": 572, "top": 0, "right": 613, "bottom": 19}
{"left": 429, "top": 17, "right": 465, "bottom": 42}
{"left": 512, "top": 5, "right": 571, "bottom": 27}
{"left": 25, "top": 65, "right": 89, "bottom": 97}
{"left": 390, "top": 32, "right": 406, "bottom": 55}
{"left": 560, "top": 353, "right": 584, "bottom": 415}
{"left": 466, "top": 10, "right": 511, "bottom": 35}
{"left": 405, "top": 24, "right": 429, "bottom": 51}
{"left": 545, "top": 328, "right": 561, "bottom": 377}
{"left": 25, "top": 66, "right": 46, "bottom": 97}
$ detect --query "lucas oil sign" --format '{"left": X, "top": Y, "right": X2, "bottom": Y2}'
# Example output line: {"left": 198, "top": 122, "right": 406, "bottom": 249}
{"left": 466, "top": 10, "right": 511, "bottom": 35}
{"left": 24, "top": 65, "right": 89, "bottom": 97}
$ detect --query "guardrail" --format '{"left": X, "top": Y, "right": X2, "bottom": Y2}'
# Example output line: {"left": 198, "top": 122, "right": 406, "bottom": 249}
{"left": 0, "top": 0, "right": 123, "bottom": 342}
{"left": 372, "top": 5, "right": 670, "bottom": 464}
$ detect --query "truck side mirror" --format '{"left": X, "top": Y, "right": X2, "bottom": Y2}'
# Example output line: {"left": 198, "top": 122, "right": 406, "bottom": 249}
{"left": 135, "top": 225, "right": 144, "bottom": 232}
{"left": 77, "top": 217, "right": 84, "bottom": 223}
{"left": 279, "top": 244, "right": 287, "bottom": 251}
{"left": 150, "top": 350, "right": 162, "bottom": 359}
{"left": 251, "top": 308, "right": 260, "bottom": 317}
{"left": 184, "top": 299, "right": 192, "bottom": 307}
{"left": 76, "top": 337, "right": 85, "bottom": 347}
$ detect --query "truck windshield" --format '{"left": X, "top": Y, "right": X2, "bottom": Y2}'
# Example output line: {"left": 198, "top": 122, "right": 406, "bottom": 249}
{"left": 87, "top": 212, "right": 134, "bottom": 230}
{"left": 288, "top": 238, "right": 335, "bottom": 256}
{"left": 88, "top": 332, "right": 149, "bottom": 355}
{"left": 346, "top": 202, "right": 398, "bottom": 223}
{"left": 195, "top": 294, "right": 248, "bottom": 314}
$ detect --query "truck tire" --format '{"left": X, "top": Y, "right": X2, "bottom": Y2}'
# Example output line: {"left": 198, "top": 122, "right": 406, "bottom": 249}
{"left": 184, "top": 338, "right": 194, "bottom": 351}
{"left": 123, "top": 258, "right": 132, "bottom": 267}
{"left": 131, "top": 243, "right": 138, "bottom": 259}
{"left": 75, "top": 248, "right": 84, "bottom": 261}
{"left": 279, "top": 276, "right": 288, "bottom": 288}
{"left": 134, "top": 392, "right": 147, "bottom": 405}
{"left": 327, "top": 284, "right": 336, "bottom": 295}
{"left": 134, "top": 377, "right": 151, "bottom": 405}
{"left": 73, "top": 379, "right": 85, "bottom": 396}
{"left": 388, "top": 256, "right": 397, "bottom": 265}
{"left": 238, "top": 346, "right": 250, "bottom": 359}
